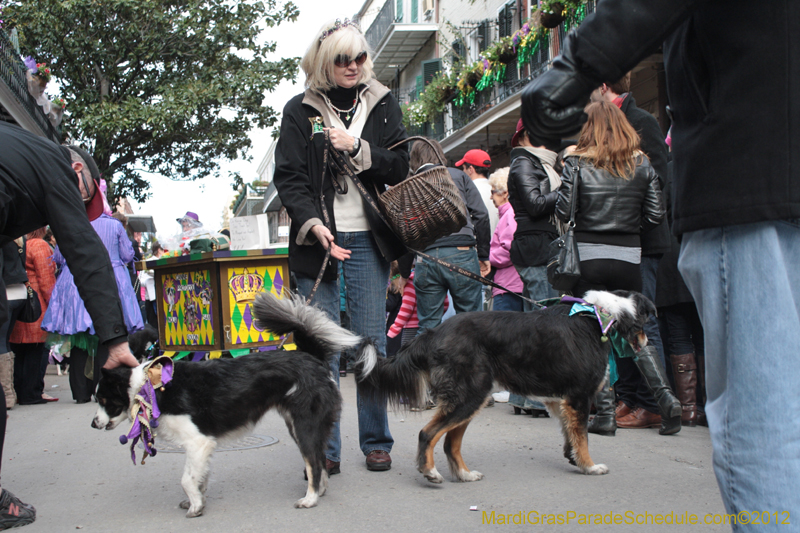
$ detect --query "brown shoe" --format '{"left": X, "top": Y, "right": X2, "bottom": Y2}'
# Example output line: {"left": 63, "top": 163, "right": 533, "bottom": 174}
{"left": 617, "top": 407, "right": 661, "bottom": 429}
{"left": 615, "top": 401, "right": 633, "bottom": 419}
{"left": 365, "top": 450, "right": 392, "bottom": 471}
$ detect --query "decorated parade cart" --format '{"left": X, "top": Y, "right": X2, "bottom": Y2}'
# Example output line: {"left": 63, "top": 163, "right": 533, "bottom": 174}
{"left": 136, "top": 247, "right": 294, "bottom": 360}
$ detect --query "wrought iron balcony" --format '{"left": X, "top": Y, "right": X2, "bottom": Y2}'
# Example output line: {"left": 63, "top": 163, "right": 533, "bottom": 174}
{"left": 439, "top": 1, "right": 596, "bottom": 152}
{"left": 365, "top": 0, "right": 438, "bottom": 83}
{"left": 0, "top": 28, "right": 62, "bottom": 143}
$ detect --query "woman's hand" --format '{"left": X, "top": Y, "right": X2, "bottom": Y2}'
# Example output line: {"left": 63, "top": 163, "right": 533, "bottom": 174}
{"left": 311, "top": 224, "right": 351, "bottom": 261}
{"left": 324, "top": 127, "right": 355, "bottom": 153}
{"left": 104, "top": 341, "right": 139, "bottom": 369}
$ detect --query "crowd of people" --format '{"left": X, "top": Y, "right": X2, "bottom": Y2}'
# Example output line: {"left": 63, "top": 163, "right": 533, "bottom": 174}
{"left": 0, "top": 3, "right": 795, "bottom": 530}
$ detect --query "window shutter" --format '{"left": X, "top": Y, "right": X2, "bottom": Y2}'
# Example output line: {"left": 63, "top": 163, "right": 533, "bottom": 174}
{"left": 421, "top": 59, "right": 442, "bottom": 86}
{"left": 411, "top": 0, "right": 418, "bottom": 23}
{"left": 396, "top": 0, "right": 403, "bottom": 22}
{"left": 478, "top": 21, "right": 488, "bottom": 52}
{"left": 416, "top": 75, "right": 424, "bottom": 98}
{"left": 451, "top": 39, "right": 465, "bottom": 60}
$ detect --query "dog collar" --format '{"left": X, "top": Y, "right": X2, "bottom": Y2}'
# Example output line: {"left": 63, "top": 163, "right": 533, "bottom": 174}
{"left": 119, "top": 356, "right": 174, "bottom": 465}
{"left": 559, "top": 296, "right": 616, "bottom": 338}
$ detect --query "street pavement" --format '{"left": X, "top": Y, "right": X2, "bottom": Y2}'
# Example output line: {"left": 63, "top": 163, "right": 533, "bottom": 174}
{"left": 4, "top": 367, "right": 728, "bottom": 532}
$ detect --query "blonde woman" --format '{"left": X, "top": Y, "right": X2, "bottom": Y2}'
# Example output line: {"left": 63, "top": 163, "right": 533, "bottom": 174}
{"left": 556, "top": 100, "right": 679, "bottom": 437}
{"left": 273, "top": 19, "right": 409, "bottom": 474}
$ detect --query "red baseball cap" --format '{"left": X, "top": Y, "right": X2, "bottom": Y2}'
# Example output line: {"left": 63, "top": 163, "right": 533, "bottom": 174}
{"left": 511, "top": 118, "right": 525, "bottom": 148}
{"left": 455, "top": 149, "right": 491, "bottom": 168}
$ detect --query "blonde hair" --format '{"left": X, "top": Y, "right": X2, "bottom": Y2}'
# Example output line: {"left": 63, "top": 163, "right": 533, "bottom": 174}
{"left": 573, "top": 100, "right": 642, "bottom": 179}
{"left": 488, "top": 167, "right": 510, "bottom": 193}
{"left": 301, "top": 20, "right": 374, "bottom": 92}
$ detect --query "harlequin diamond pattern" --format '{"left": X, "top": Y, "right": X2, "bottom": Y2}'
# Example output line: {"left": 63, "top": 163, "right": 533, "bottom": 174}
{"left": 228, "top": 265, "right": 286, "bottom": 345}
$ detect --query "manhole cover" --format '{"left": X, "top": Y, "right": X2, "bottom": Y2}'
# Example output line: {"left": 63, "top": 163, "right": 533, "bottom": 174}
{"left": 140, "top": 434, "right": 279, "bottom": 453}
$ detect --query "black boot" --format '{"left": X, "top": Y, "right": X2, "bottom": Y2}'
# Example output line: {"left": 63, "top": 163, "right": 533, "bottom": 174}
{"left": 634, "top": 346, "right": 682, "bottom": 435}
{"left": 587, "top": 378, "right": 616, "bottom": 436}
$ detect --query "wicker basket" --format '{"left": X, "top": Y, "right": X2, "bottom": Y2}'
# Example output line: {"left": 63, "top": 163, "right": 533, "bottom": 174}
{"left": 379, "top": 137, "right": 468, "bottom": 251}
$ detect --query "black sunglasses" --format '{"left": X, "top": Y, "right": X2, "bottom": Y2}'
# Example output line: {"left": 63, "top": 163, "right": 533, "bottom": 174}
{"left": 334, "top": 51, "right": 368, "bottom": 68}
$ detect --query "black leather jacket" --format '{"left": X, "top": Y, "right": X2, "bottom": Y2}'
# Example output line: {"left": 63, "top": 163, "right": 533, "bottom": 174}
{"left": 556, "top": 155, "right": 664, "bottom": 245}
{"left": 507, "top": 148, "right": 558, "bottom": 235}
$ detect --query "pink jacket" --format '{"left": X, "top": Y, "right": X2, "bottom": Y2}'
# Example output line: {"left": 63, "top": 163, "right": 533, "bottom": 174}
{"left": 489, "top": 202, "right": 524, "bottom": 297}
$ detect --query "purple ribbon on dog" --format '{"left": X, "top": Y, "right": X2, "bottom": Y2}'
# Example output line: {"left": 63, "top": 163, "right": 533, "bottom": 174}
{"left": 119, "top": 356, "right": 174, "bottom": 465}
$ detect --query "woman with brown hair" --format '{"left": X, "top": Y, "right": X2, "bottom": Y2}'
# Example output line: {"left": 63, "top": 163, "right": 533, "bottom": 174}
{"left": 555, "top": 100, "right": 680, "bottom": 436}
{"left": 10, "top": 228, "right": 57, "bottom": 404}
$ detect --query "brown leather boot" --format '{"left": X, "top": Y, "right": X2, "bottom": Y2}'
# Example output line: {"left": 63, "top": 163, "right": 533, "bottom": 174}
{"left": 615, "top": 401, "right": 633, "bottom": 419}
{"left": 617, "top": 407, "right": 661, "bottom": 429}
{"left": 670, "top": 353, "right": 698, "bottom": 426}
{"left": 0, "top": 352, "right": 16, "bottom": 409}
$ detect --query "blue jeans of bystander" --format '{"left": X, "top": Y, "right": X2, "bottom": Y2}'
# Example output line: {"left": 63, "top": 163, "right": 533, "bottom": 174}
{"left": 414, "top": 247, "right": 482, "bottom": 334}
{"left": 514, "top": 265, "right": 557, "bottom": 311}
{"left": 679, "top": 220, "right": 800, "bottom": 528}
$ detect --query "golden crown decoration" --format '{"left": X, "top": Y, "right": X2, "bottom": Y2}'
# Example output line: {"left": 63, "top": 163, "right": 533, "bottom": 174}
{"left": 228, "top": 268, "right": 264, "bottom": 302}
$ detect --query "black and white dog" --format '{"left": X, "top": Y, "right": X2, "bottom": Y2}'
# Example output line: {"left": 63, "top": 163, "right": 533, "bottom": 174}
{"left": 91, "top": 291, "right": 361, "bottom": 515}
{"left": 355, "top": 290, "right": 656, "bottom": 483}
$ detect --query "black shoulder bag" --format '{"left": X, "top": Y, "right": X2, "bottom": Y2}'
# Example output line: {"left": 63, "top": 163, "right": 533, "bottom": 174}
{"left": 16, "top": 241, "right": 42, "bottom": 324}
{"left": 547, "top": 163, "right": 581, "bottom": 292}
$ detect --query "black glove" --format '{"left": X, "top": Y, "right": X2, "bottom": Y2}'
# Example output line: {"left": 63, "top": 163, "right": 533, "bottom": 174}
{"left": 521, "top": 32, "right": 602, "bottom": 141}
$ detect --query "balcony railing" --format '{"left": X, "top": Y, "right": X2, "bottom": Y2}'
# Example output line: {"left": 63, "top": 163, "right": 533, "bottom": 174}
{"left": 435, "top": 1, "right": 596, "bottom": 141}
{"left": 365, "top": 0, "right": 395, "bottom": 54}
{"left": 0, "top": 29, "right": 62, "bottom": 143}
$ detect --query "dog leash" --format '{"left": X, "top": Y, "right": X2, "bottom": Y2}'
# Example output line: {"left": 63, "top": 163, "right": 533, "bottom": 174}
{"left": 326, "top": 138, "right": 542, "bottom": 308}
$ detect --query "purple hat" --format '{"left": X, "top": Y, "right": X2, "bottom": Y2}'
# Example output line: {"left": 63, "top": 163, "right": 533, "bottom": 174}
{"left": 177, "top": 211, "right": 199, "bottom": 222}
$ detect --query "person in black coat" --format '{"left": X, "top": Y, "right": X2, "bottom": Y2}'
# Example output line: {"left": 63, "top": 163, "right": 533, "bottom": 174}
{"left": 521, "top": 0, "right": 800, "bottom": 518}
{"left": 555, "top": 101, "right": 679, "bottom": 437}
{"left": 273, "top": 19, "right": 409, "bottom": 475}
{"left": 589, "top": 74, "right": 673, "bottom": 432}
{"left": 0, "top": 121, "right": 138, "bottom": 528}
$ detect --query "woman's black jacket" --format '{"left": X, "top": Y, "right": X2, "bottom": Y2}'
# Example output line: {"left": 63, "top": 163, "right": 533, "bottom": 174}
{"left": 274, "top": 82, "right": 409, "bottom": 281}
{"left": 556, "top": 156, "right": 665, "bottom": 246}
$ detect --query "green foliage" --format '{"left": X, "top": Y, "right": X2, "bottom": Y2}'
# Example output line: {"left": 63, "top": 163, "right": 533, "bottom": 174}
{"left": 5, "top": 0, "right": 299, "bottom": 201}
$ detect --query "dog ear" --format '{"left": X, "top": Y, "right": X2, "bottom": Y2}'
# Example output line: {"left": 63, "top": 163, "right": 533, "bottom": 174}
{"left": 634, "top": 292, "right": 657, "bottom": 320}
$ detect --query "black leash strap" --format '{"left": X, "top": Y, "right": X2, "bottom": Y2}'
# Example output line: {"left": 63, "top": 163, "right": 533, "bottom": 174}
{"left": 326, "top": 138, "right": 540, "bottom": 307}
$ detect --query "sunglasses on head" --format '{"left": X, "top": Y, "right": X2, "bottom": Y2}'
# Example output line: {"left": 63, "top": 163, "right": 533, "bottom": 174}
{"left": 334, "top": 51, "right": 367, "bottom": 68}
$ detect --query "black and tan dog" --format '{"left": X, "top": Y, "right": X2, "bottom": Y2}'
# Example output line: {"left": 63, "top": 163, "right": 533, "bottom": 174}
{"left": 356, "top": 290, "right": 655, "bottom": 483}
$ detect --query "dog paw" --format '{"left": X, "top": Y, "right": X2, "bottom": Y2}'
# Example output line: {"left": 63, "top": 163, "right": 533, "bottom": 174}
{"left": 179, "top": 500, "right": 190, "bottom": 509}
{"left": 584, "top": 463, "right": 609, "bottom": 475}
{"left": 458, "top": 469, "right": 484, "bottom": 482}
{"left": 185, "top": 505, "right": 204, "bottom": 518}
{"left": 423, "top": 467, "right": 444, "bottom": 484}
{"left": 294, "top": 495, "right": 319, "bottom": 508}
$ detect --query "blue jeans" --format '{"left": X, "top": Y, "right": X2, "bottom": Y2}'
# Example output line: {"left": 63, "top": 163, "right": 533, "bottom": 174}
{"left": 492, "top": 292, "right": 524, "bottom": 312}
{"left": 514, "top": 265, "right": 558, "bottom": 311}
{"left": 414, "top": 247, "right": 482, "bottom": 334}
{"left": 679, "top": 220, "right": 800, "bottom": 526}
{"left": 295, "top": 231, "right": 392, "bottom": 461}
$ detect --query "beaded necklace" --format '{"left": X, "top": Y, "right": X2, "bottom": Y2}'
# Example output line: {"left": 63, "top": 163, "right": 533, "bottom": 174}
{"left": 324, "top": 95, "right": 359, "bottom": 121}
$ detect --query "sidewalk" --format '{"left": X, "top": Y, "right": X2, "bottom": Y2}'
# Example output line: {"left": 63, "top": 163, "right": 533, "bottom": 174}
{"left": 3, "top": 367, "right": 727, "bottom": 532}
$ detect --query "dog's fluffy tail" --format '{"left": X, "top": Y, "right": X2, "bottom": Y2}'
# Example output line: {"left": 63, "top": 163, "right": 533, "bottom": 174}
{"left": 252, "top": 291, "right": 360, "bottom": 360}
{"left": 355, "top": 338, "right": 428, "bottom": 410}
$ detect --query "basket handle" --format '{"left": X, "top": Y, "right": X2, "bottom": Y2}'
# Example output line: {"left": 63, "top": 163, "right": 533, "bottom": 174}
{"left": 386, "top": 136, "right": 447, "bottom": 167}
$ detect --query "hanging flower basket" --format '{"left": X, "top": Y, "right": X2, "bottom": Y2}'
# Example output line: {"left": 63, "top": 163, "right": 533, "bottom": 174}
{"left": 465, "top": 68, "right": 483, "bottom": 88}
{"left": 498, "top": 45, "right": 517, "bottom": 64}
{"left": 539, "top": 2, "right": 566, "bottom": 28}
